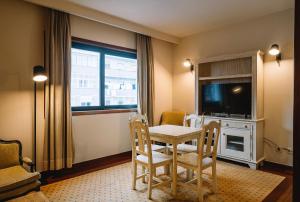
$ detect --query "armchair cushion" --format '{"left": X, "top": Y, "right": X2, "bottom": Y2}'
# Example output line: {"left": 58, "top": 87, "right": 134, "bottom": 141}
{"left": 160, "top": 111, "right": 185, "bottom": 126}
{"left": 0, "top": 166, "right": 40, "bottom": 193}
{"left": 0, "top": 143, "right": 20, "bottom": 169}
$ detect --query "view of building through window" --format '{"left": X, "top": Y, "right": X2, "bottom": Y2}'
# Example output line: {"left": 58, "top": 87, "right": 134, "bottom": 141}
{"left": 105, "top": 55, "right": 137, "bottom": 106}
{"left": 71, "top": 45, "right": 137, "bottom": 109}
{"left": 71, "top": 48, "right": 100, "bottom": 107}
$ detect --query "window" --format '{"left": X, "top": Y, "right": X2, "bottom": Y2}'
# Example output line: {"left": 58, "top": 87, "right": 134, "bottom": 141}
{"left": 71, "top": 41, "right": 137, "bottom": 111}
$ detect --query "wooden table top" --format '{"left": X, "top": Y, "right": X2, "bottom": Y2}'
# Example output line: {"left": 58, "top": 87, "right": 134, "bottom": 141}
{"left": 149, "top": 125, "right": 201, "bottom": 143}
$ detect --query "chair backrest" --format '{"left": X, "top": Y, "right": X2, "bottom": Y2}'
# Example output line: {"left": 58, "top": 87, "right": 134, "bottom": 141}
{"left": 129, "top": 113, "right": 148, "bottom": 124}
{"left": 183, "top": 114, "right": 205, "bottom": 128}
{"left": 160, "top": 111, "right": 185, "bottom": 126}
{"left": 129, "top": 116, "right": 153, "bottom": 164}
{"left": 198, "top": 121, "right": 221, "bottom": 159}
{"left": 0, "top": 139, "right": 22, "bottom": 169}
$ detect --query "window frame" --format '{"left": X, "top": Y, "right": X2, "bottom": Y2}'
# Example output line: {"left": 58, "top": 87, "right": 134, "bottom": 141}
{"left": 71, "top": 39, "right": 138, "bottom": 112}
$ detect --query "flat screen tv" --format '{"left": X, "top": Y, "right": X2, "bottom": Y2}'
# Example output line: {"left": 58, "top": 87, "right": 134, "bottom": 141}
{"left": 201, "top": 82, "right": 251, "bottom": 118}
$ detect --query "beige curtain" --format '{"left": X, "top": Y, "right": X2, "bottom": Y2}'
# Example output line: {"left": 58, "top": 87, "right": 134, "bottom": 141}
{"left": 136, "top": 34, "right": 155, "bottom": 126}
{"left": 43, "top": 9, "right": 73, "bottom": 170}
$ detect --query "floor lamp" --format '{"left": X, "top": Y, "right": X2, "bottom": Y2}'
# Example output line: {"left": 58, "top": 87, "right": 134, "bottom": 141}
{"left": 32, "top": 65, "right": 47, "bottom": 171}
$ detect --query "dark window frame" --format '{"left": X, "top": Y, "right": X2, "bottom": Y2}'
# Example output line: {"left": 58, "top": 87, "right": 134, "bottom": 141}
{"left": 71, "top": 39, "right": 138, "bottom": 111}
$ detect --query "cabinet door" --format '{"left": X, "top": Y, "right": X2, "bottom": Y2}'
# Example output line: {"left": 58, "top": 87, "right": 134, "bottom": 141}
{"left": 221, "top": 128, "right": 251, "bottom": 160}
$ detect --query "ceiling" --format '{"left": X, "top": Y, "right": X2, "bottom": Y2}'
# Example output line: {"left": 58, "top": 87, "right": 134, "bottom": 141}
{"left": 65, "top": 0, "right": 293, "bottom": 38}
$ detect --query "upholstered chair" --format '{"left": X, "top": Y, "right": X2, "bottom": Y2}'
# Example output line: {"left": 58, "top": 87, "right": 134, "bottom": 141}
{"left": 159, "top": 111, "right": 186, "bottom": 126}
{"left": 0, "top": 139, "right": 41, "bottom": 201}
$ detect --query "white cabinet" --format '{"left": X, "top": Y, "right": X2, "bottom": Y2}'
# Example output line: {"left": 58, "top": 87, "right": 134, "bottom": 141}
{"left": 204, "top": 117, "right": 264, "bottom": 169}
{"left": 195, "top": 51, "right": 265, "bottom": 169}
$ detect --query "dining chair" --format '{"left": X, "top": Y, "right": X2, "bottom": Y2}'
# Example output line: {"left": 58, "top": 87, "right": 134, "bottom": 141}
{"left": 129, "top": 117, "right": 173, "bottom": 199}
{"left": 168, "top": 114, "right": 205, "bottom": 154}
{"left": 177, "top": 121, "right": 221, "bottom": 201}
{"left": 130, "top": 113, "right": 166, "bottom": 153}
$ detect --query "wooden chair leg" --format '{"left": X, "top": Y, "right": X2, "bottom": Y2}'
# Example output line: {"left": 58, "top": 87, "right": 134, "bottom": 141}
{"left": 186, "top": 168, "right": 193, "bottom": 180}
{"left": 132, "top": 161, "right": 137, "bottom": 190}
{"left": 164, "top": 165, "right": 170, "bottom": 175}
{"left": 142, "top": 166, "right": 146, "bottom": 183}
{"left": 148, "top": 167, "right": 153, "bottom": 199}
{"left": 169, "top": 163, "right": 173, "bottom": 188}
{"left": 166, "top": 144, "right": 170, "bottom": 154}
{"left": 212, "top": 163, "right": 217, "bottom": 193}
{"left": 197, "top": 169, "right": 203, "bottom": 202}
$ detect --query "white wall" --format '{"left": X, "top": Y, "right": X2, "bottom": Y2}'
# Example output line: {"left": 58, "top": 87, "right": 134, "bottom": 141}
{"left": 72, "top": 112, "right": 134, "bottom": 163}
{"left": 152, "top": 38, "right": 174, "bottom": 125}
{"left": 71, "top": 15, "right": 136, "bottom": 50}
{"left": 173, "top": 9, "right": 294, "bottom": 166}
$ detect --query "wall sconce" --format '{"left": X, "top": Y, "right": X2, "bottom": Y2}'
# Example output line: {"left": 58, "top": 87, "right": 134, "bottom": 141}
{"left": 268, "top": 44, "right": 281, "bottom": 64}
{"left": 183, "top": 58, "right": 194, "bottom": 71}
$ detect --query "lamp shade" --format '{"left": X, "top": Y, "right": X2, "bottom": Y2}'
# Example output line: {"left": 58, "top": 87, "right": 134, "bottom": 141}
{"left": 183, "top": 59, "right": 192, "bottom": 68}
{"left": 33, "top": 65, "right": 47, "bottom": 82}
{"left": 268, "top": 44, "right": 280, "bottom": 56}
{"left": 183, "top": 58, "right": 194, "bottom": 71}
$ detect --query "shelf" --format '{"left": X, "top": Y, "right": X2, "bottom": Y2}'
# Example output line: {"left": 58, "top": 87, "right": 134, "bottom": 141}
{"left": 198, "top": 74, "right": 252, "bottom": 81}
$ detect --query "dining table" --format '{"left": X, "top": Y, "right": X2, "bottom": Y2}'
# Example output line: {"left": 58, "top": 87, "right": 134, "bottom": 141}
{"left": 148, "top": 124, "right": 202, "bottom": 196}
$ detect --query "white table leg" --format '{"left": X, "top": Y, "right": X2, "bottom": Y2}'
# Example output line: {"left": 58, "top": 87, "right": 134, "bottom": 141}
{"left": 172, "top": 142, "right": 177, "bottom": 196}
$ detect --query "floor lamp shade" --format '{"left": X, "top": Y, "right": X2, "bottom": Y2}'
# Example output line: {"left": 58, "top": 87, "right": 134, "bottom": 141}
{"left": 33, "top": 65, "right": 47, "bottom": 82}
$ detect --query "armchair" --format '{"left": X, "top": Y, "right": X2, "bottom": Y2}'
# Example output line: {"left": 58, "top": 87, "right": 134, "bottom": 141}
{"left": 0, "top": 139, "right": 41, "bottom": 201}
{"left": 159, "top": 111, "right": 186, "bottom": 126}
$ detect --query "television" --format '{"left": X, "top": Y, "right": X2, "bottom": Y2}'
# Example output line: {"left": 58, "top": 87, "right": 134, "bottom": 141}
{"left": 201, "top": 82, "right": 252, "bottom": 118}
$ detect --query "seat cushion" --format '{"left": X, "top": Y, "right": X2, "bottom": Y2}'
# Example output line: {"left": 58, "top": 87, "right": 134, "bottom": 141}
{"left": 0, "top": 166, "right": 40, "bottom": 193}
{"left": 136, "top": 144, "right": 166, "bottom": 152}
{"left": 151, "top": 144, "right": 166, "bottom": 151}
{"left": 137, "top": 151, "right": 172, "bottom": 165}
{"left": 168, "top": 144, "right": 213, "bottom": 155}
{"left": 176, "top": 144, "right": 197, "bottom": 152}
{"left": 0, "top": 143, "right": 20, "bottom": 169}
{"left": 177, "top": 152, "right": 213, "bottom": 168}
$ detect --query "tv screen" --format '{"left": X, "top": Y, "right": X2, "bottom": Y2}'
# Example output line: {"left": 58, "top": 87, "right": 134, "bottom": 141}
{"left": 201, "top": 82, "right": 251, "bottom": 118}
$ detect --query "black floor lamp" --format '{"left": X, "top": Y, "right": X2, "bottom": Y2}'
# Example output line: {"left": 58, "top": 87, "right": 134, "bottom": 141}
{"left": 32, "top": 65, "right": 47, "bottom": 171}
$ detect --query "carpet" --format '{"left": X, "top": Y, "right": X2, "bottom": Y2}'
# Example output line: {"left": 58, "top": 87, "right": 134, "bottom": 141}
{"left": 8, "top": 191, "right": 49, "bottom": 202}
{"left": 41, "top": 161, "right": 284, "bottom": 201}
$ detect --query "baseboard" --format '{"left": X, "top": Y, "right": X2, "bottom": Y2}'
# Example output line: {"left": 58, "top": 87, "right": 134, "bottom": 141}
{"left": 41, "top": 151, "right": 132, "bottom": 185}
{"left": 264, "top": 160, "right": 293, "bottom": 171}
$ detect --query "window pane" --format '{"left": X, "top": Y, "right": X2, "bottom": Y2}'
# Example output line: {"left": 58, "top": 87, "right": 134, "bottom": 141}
{"left": 105, "top": 55, "right": 137, "bottom": 106}
{"left": 71, "top": 48, "right": 100, "bottom": 107}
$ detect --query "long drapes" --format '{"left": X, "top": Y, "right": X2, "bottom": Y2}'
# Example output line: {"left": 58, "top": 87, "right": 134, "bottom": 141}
{"left": 136, "top": 34, "right": 155, "bottom": 126}
{"left": 43, "top": 9, "right": 73, "bottom": 170}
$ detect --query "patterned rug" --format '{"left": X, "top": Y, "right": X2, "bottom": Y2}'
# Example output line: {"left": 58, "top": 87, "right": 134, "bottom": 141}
{"left": 41, "top": 161, "right": 284, "bottom": 202}
{"left": 9, "top": 191, "right": 49, "bottom": 202}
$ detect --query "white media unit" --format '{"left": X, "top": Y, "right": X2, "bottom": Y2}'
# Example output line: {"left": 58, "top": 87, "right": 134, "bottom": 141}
{"left": 195, "top": 51, "right": 264, "bottom": 169}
